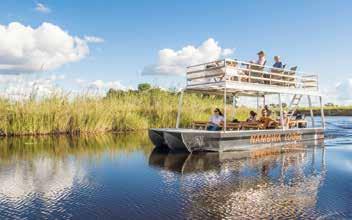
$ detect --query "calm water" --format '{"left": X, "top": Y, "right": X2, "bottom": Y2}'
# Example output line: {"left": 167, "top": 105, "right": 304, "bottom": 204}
{"left": 0, "top": 117, "right": 351, "bottom": 219}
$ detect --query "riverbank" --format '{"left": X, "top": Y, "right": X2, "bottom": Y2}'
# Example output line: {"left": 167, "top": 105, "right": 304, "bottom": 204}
{"left": 298, "top": 106, "right": 352, "bottom": 116}
{"left": 1, "top": 88, "right": 350, "bottom": 136}
{"left": 0, "top": 89, "right": 250, "bottom": 136}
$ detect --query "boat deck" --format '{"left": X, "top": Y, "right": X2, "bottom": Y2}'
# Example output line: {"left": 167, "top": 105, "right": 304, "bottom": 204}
{"left": 186, "top": 59, "right": 321, "bottom": 96}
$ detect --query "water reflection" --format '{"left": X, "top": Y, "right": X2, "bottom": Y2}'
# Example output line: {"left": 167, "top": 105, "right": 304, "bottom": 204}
{"left": 149, "top": 145, "right": 326, "bottom": 219}
{"left": 0, "top": 118, "right": 351, "bottom": 219}
{"left": 0, "top": 133, "right": 153, "bottom": 219}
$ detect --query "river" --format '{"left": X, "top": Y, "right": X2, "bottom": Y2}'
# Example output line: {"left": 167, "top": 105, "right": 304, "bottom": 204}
{"left": 0, "top": 117, "right": 351, "bottom": 219}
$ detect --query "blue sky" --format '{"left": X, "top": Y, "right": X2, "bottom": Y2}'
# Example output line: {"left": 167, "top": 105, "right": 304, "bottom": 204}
{"left": 0, "top": 0, "right": 351, "bottom": 102}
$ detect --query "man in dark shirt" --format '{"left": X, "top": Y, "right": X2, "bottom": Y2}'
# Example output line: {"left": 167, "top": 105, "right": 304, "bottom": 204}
{"left": 273, "top": 56, "right": 283, "bottom": 68}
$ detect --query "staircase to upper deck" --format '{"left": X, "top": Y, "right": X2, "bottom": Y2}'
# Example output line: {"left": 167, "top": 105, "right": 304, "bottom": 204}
{"left": 287, "top": 94, "right": 303, "bottom": 119}
{"left": 185, "top": 59, "right": 320, "bottom": 96}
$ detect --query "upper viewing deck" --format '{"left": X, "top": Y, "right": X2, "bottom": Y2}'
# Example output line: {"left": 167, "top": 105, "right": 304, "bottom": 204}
{"left": 186, "top": 59, "right": 321, "bottom": 96}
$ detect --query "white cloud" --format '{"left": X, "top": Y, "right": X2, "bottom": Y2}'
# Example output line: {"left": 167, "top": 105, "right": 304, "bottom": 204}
{"left": 142, "top": 38, "right": 235, "bottom": 75}
{"left": 0, "top": 22, "right": 103, "bottom": 74}
{"left": 88, "top": 80, "right": 126, "bottom": 90}
{"left": 0, "top": 74, "right": 65, "bottom": 100}
{"left": 334, "top": 78, "right": 352, "bottom": 104}
{"left": 84, "top": 36, "right": 104, "bottom": 43}
{"left": 35, "top": 3, "right": 51, "bottom": 14}
{"left": 322, "top": 78, "right": 352, "bottom": 105}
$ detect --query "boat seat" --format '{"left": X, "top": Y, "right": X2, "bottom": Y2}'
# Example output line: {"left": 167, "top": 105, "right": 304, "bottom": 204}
{"left": 270, "top": 68, "right": 285, "bottom": 86}
{"left": 192, "top": 121, "right": 208, "bottom": 130}
{"left": 241, "top": 122, "right": 265, "bottom": 130}
{"left": 191, "top": 121, "right": 241, "bottom": 131}
{"left": 288, "top": 119, "right": 307, "bottom": 128}
{"left": 283, "top": 66, "right": 297, "bottom": 87}
{"left": 249, "top": 64, "right": 265, "bottom": 84}
{"left": 225, "top": 122, "right": 241, "bottom": 131}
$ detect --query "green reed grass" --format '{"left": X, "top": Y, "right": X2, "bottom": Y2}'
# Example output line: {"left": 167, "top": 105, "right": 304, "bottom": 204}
{"left": 0, "top": 89, "right": 251, "bottom": 136}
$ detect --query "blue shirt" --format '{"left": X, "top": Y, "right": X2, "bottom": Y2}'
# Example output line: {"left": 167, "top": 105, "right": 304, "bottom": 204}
{"left": 273, "top": 62, "right": 283, "bottom": 68}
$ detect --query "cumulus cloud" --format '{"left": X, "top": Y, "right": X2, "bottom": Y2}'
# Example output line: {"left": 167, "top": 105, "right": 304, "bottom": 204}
{"left": 84, "top": 36, "right": 104, "bottom": 43}
{"left": 35, "top": 3, "right": 51, "bottom": 14}
{"left": 89, "top": 80, "right": 126, "bottom": 90}
{"left": 321, "top": 78, "right": 352, "bottom": 105}
{"left": 334, "top": 79, "right": 352, "bottom": 103}
{"left": 142, "top": 38, "right": 235, "bottom": 75}
{"left": 0, "top": 74, "right": 65, "bottom": 100}
{"left": 0, "top": 22, "right": 102, "bottom": 74}
{"left": 74, "top": 78, "right": 126, "bottom": 91}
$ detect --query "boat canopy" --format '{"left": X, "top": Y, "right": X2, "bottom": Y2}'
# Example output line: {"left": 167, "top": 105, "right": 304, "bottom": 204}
{"left": 185, "top": 59, "right": 321, "bottom": 97}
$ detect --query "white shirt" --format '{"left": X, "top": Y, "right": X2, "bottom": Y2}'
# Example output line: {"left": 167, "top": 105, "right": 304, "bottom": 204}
{"left": 256, "top": 56, "right": 266, "bottom": 66}
{"left": 209, "top": 115, "right": 224, "bottom": 125}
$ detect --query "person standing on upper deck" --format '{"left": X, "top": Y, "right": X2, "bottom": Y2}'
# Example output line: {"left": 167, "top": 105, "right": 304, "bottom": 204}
{"left": 273, "top": 56, "right": 283, "bottom": 68}
{"left": 251, "top": 50, "right": 266, "bottom": 66}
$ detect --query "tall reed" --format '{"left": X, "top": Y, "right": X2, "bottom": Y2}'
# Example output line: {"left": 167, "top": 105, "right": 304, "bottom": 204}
{"left": 0, "top": 89, "right": 251, "bottom": 136}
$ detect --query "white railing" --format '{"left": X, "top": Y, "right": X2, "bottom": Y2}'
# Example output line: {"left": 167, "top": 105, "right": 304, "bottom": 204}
{"left": 186, "top": 59, "right": 319, "bottom": 90}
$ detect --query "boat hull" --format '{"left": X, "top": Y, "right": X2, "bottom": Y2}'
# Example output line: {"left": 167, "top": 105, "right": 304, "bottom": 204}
{"left": 148, "top": 128, "right": 324, "bottom": 152}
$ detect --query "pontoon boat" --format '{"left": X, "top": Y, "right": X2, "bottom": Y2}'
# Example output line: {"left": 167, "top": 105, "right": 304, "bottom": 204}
{"left": 149, "top": 59, "right": 325, "bottom": 152}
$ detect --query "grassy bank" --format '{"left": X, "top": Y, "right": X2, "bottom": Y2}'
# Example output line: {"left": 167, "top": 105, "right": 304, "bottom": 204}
{"left": 298, "top": 106, "right": 352, "bottom": 116}
{"left": 0, "top": 89, "right": 250, "bottom": 136}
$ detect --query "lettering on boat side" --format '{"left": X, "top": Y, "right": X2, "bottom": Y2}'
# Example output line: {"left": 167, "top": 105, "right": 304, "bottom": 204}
{"left": 250, "top": 132, "right": 302, "bottom": 144}
{"left": 250, "top": 134, "right": 281, "bottom": 144}
{"left": 284, "top": 133, "right": 302, "bottom": 141}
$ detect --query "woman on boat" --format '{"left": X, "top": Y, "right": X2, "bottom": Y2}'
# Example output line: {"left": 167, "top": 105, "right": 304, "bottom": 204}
{"left": 246, "top": 111, "right": 257, "bottom": 122}
{"left": 207, "top": 108, "right": 224, "bottom": 131}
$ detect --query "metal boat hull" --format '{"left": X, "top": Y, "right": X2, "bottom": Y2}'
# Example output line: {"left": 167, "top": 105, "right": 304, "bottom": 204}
{"left": 148, "top": 128, "right": 324, "bottom": 152}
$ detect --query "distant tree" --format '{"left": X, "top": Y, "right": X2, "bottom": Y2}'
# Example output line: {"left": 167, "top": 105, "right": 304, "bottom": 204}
{"left": 325, "top": 102, "right": 336, "bottom": 107}
{"left": 106, "top": 88, "right": 125, "bottom": 98}
{"left": 138, "top": 83, "right": 151, "bottom": 92}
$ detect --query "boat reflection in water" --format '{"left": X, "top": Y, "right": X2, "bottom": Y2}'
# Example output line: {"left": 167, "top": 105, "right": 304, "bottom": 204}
{"left": 149, "top": 144, "right": 326, "bottom": 219}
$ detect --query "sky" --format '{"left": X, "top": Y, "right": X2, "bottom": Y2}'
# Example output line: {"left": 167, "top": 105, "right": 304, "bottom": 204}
{"left": 0, "top": 0, "right": 351, "bottom": 103}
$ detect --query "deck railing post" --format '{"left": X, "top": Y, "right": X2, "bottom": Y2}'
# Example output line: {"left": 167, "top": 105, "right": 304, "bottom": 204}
{"left": 307, "top": 95, "right": 315, "bottom": 128}
{"left": 176, "top": 90, "right": 184, "bottom": 128}
{"left": 319, "top": 96, "right": 325, "bottom": 128}
{"left": 256, "top": 93, "right": 259, "bottom": 112}
{"left": 278, "top": 94, "right": 285, "bottom": 130}
{"left": 224, "top": 86, "right": 227, "bottom": 132}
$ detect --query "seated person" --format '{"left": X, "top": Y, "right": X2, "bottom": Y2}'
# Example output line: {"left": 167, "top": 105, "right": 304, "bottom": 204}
{"left": 263, "top": 105, "right": 272, "bottom": 117}
{"left": 272, "top": 56, "right": 283, "bottom": 69}
{"left": 293, "top": 111, "right": 307, "bottom": 128}
{"left": 246, "top": 111, "right": 257, "bottom": 122}
{"left": 206, "top": 108, "right": 224, "bottom": 131}
{"left": 281, "top": 111, "right": 289, "bottom": 128}
{"left": 259, "top": 109, "right": 278, "bottom": 129}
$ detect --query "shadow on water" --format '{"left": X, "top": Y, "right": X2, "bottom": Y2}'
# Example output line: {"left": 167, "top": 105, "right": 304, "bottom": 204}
{"left": 149, "top": 144, "right": 333, "bottom": 219}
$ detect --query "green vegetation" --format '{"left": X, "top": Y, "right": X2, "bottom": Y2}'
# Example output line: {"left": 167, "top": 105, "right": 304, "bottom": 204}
{"left": 1, "top": 83, "right": 349, "bottom": 137}
{"left": 0, "top": 87, "right": 251, "bottom": 136}
{"left": 298, "top": 105, "right": 352, "bottom": 116}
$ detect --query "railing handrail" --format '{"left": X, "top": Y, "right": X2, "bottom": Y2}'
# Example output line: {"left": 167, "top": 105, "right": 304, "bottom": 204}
{"left": 187, "top": 58, "right": 315, "bottom": 76}
{"left": 186, "top": 58, "right": 319, "bottom": 90}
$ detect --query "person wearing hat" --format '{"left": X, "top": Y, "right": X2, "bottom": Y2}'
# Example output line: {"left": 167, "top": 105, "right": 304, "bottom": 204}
{"left": 254, "top": 50, "right": 266, "bottom": 66}
{"left": 273, "top": 55, "right": 283, "bottom": 69}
